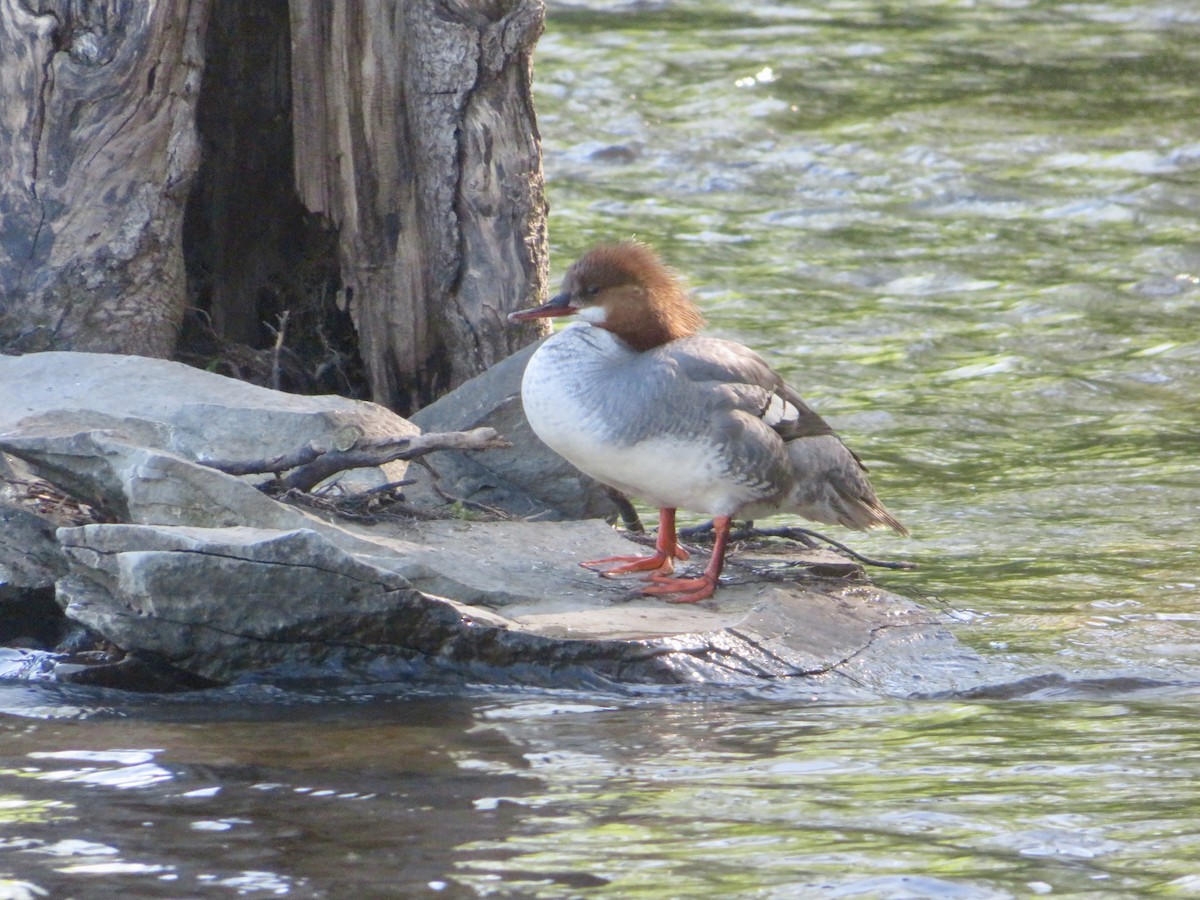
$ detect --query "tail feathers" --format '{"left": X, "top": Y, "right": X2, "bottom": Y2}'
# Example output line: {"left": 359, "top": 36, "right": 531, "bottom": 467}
{"left": 877, "top": 507, "right": 909, "bottom": 537}
{"left": 841, "top": 490, "right": 909, "bottom": 536}
{"left": 783, "top": 434, "right": 908, "bottom": 536}
{"left": 785, "top": 481, "right": 909, "bottom": 536}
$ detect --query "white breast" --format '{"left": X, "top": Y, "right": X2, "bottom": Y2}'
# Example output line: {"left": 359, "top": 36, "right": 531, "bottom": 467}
{"left": 520, "top": 326, "right": 774, "bottom": 516}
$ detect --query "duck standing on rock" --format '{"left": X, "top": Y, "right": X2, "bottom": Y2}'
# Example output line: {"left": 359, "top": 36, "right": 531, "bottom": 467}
{"left": 508, "top": 241, "right": 907, "bottom": 604}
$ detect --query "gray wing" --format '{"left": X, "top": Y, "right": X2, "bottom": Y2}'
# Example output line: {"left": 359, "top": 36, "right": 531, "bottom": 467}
{"left": 665, "top": 336, "right": 838, "bottom": 443}
{"left": 668, "top": 336, "right": 907, "bottom": 532}
{"left": 647, "top": 337, "right": 906, "bottom": 533}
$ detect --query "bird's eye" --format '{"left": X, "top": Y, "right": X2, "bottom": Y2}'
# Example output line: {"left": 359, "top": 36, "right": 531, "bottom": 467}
{"left": 585, "top": 285, "right": 600, "bottom": 297}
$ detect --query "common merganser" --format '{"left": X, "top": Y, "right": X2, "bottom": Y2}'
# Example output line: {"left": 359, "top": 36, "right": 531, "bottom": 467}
{"left": 508, "top": 241, "right": 907, "bottom": 604}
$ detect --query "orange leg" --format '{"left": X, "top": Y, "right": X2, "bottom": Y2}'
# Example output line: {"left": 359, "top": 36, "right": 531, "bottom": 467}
{"left": 641, "top": 515, "right": 732, "bottom": 604}
{"left": 582, "top": 508, "right": 690, "bottom": 577}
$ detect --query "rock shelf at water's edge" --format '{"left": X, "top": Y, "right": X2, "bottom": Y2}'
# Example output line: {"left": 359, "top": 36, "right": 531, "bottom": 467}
{"left": 0, "top": 351, "right": 982, "bottom": 695}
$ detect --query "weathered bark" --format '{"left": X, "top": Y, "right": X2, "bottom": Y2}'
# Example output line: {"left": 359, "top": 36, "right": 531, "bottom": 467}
{"left": 289, "top": 0, "right": 550, "bottom": 413}
{"left": 0, "top": 0, "right": 549, "bottom": 406}
{"left": 0, "top": 0, "right": 209, "bottom": 357}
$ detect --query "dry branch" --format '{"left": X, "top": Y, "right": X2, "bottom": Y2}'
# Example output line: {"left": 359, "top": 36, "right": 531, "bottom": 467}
{"left": 200, "top": 427, "right": 511, "bottom": 492}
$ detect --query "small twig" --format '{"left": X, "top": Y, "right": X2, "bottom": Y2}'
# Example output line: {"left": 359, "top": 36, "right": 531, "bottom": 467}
{"left": 426, "top": 476, "right": 511, "bottom": 519}
{"left": 276, "top": 485, "right": 440, "bottom": 522}
{"left": 760, "top": 526, "right": 917, "bottom": 570}
{"left": 604, "top": 487, "right": 644, "bottom": 532}
{"left": 269, "top": 310, "right": 290, "bottom": 392}
{"left": 356, "top": 478, "right": 418, "bottom": 497}
{"left": 680, "top": 520, "right": 916, "bottom": 570}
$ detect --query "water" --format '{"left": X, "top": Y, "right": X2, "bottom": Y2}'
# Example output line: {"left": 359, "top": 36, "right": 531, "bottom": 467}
{"left": 3, "top": 1, "right": 1199, "bottom": 896}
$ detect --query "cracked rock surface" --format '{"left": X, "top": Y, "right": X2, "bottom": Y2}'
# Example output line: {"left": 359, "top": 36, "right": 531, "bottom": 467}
{"left": 0, "top": 351, "right": 984, "bottom": 694}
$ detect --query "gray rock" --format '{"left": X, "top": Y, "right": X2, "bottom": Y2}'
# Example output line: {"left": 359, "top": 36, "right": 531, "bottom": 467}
{"left": 0, "top": 501, "right": 74, "bottom": 654}
{"left": 1, "top": 428, "right": 333, "bottom": 532}
{"left": 0, "top": 350, "right": 419, "bottom": 489}
{"left": 55, "top": 517, "right": 977, "bottom": 693}
{"left": 0, "top": 503, "right": 68, "bottom": 600}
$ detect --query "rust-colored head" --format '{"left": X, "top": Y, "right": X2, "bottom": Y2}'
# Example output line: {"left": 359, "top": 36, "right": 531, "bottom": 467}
{"left": 508, "top": 241, "right": 705, "bottom": 351}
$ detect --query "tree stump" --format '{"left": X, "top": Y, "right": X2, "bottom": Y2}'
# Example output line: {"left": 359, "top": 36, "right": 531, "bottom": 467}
{"left": 1, "top": 0, "right": 550, "bottom": 414}
{"left": 289, "top": 0, "right": 550, "bottom": 412}
{"left": 0, "top": 0, "right": 209, "bottom": 358}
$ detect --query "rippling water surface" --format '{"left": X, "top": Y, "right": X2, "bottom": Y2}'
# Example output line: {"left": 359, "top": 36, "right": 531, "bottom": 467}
{"left": 3, "top": 1, "right": 1199, "bottom": 896}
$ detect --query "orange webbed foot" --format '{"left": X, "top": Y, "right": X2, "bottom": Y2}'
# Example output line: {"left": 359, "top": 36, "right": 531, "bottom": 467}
{"left": 637, "top": 514, "right": 733, "bottom": 604}
{"left": 578, "top": 542, "right": 691, "bottom": 578}
{"left": 580, "top": 508, "right": 688, "bottom": 578}
{"left": 640, "top": 574, "right": 718, "bottom": 604}
{"left": 580, "top": 551, "right": 677, "bottom": 577}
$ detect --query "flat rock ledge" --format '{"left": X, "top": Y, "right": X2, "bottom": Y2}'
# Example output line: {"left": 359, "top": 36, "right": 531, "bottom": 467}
{"left": 0, "top": 351, "right": 984, "bottom": 696}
